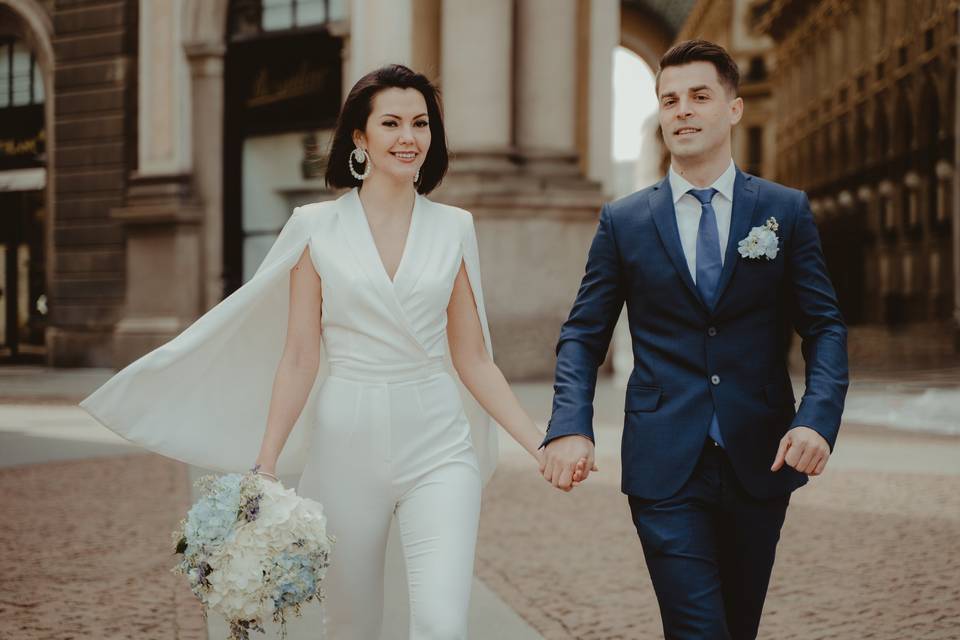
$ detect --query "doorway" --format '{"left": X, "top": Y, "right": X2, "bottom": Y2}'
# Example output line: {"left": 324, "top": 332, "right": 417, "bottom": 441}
{"left": 0, "top": 34, "right": 47, "bottom": 363}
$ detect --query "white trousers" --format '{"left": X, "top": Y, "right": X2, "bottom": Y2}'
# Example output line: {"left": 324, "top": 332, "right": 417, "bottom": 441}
{"left": 297, "top": 361, "right": 482, "bottom": 640}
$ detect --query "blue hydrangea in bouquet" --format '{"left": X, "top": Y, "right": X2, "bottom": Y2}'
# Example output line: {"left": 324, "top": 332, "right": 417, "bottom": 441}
{"left": 172, "top": 471, "right": 335, "bottom": 639}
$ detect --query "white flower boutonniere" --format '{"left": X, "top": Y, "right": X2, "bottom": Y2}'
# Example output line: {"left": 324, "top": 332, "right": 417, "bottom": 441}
{"left": 737, "top": 217, "right": 780, "bottom": 260}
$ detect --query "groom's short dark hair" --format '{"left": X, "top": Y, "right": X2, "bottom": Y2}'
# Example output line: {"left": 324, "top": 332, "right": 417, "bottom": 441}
{"left": 656, "top": 39, "right": 740, "bottom": 98}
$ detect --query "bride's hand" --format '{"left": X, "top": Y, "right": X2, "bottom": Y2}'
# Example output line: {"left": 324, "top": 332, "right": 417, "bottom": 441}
{"left": 571, "top": 457, "right": 599, "bottom": 487}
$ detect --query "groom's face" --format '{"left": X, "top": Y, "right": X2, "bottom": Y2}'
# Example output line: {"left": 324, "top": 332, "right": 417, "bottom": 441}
{"left": 657, "top": 61, "right": 743, "bottom": 162}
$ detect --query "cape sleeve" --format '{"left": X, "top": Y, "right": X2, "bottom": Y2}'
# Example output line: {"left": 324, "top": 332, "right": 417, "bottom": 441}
{"left": 445, "top": 210, "right": 499, "bottom": 485}
{"left": 78, "top": 207, "right": 328, "bottom": 475}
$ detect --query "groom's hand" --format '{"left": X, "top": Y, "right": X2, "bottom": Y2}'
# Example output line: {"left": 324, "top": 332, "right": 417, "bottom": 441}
{"left": 541, "top": 435, "right": 596, "bottom": 491}
{"left": 771, "top": 426, "right": 831, "bottom": 476}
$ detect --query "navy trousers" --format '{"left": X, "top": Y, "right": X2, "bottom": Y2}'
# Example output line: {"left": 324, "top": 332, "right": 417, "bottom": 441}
{"left": 628, "top": 441, "right": 790, "bottom": 639}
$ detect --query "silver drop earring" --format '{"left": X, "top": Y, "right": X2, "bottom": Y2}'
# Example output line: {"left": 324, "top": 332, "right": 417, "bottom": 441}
{"left": 414, "top": 168, "right": 421, "bottom": 185}
{"left": 349, "top": 147, "right": 371, "bottom": 180}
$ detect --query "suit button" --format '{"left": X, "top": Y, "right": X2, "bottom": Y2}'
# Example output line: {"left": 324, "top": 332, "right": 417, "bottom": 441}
{"left": 707, "top": 326, "right": 717, "bottom": 337}
{"left": 710, "top": 374, "right": 720, "bottom": 385}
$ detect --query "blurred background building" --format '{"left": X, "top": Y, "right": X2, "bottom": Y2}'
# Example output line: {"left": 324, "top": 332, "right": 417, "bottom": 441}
{"left": 0, "top": 0, "right": 957, "bottom": 377}
{"left": 752, "top": 0, "right": 960, "bottom": 367}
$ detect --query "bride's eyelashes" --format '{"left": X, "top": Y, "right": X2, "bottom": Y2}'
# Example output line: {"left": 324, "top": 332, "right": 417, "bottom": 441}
{"left": 379, "top": 118, "right": 429, "bottom": 128}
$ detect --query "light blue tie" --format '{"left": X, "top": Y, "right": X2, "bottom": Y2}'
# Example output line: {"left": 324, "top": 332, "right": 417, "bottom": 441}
{"left": 690, "top": 188, "right": 722, "bottom": 307}
{"left": 689, "top": 187, "right": 725, "bottom": 448}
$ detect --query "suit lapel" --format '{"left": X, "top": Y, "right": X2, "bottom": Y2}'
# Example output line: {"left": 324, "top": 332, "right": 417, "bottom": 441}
{"left": 713, "top": 170, "right": 759, "bottom": 309}
{"left": 649, "top": 177, "right": 704, "bottom": 308}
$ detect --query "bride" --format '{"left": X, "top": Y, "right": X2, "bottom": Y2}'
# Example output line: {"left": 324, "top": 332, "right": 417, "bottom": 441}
{"left": 80, "top": 64, "right": 587, "bottom": 639}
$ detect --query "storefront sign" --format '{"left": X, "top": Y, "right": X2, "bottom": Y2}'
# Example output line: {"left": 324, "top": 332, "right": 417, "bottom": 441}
{"left": 229, "top": 30, "right": 342, "bottom": 135}
{"left": 0, "top": 105, "right": 45, "bottom": 170}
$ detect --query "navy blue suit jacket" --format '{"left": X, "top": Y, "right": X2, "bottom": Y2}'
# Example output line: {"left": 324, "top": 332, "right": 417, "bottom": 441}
{"left": 544, "top": 169, "right": 849, "bottom": 500}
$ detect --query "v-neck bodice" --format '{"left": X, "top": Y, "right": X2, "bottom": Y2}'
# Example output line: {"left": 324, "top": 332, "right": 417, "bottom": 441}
{"left": 307, "top": 188, "right": 469, "bottom": 371}
{"left": 356, "top": 191, "right": 419, "bottom": 285}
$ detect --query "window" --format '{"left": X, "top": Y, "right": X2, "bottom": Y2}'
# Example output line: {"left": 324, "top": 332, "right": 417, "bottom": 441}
{"left": 0, "top": 39, "right": 44, "bottom": 109}
{"left": 230, "top": 0, "right": 347, "bottom": 39}
{"left": 746, "top": 56, "right": 767, "bottom": 82}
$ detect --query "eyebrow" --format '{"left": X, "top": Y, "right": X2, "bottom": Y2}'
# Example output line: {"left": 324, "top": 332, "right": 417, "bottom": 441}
{"left": 659, "top": 85, "right": 714, "bottom": 99}
{"left": 381, "top": 112, "right": 429, "bottom": 119}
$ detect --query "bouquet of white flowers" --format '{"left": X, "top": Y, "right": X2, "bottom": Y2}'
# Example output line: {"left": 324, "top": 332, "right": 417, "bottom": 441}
{"left": 172, "top": 471, "right": 335, "bottom": 640}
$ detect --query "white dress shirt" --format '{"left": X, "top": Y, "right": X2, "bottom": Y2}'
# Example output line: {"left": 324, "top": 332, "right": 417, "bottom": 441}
{"left": 668, "top": 159, "right": 737, "bottom": 284}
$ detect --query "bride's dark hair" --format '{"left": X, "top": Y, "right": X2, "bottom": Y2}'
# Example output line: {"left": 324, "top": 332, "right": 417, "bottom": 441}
{"left": 325, "top": 64, "right": 449, "bottom": 195}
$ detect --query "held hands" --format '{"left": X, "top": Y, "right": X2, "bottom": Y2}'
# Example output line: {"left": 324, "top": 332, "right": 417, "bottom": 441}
{"left": 771, "top": 426, "right": 831, "bottom": 476}
{"left": 539, "top": 435, "right": 599, "bottom": 492}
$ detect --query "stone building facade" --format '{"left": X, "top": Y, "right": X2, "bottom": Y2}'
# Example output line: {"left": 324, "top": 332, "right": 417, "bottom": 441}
{"left": 752, "top": 0, "right": 960, "bottom": 357}
{"left": 0, "top": 0, "right": 694, "bottom": 377}
{"left": 1, "top": 0, "right": 139, "bottom": 365}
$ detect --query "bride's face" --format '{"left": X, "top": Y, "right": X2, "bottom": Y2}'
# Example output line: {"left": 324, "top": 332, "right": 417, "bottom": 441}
{"left": 354, "top": 87, "right": 431, "bottom": 184}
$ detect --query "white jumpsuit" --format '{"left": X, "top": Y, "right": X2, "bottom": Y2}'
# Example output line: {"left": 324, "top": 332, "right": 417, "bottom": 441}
{"left": 300, "top": 188, "right": 485, "bottom": 638}
{"left": 78, "top": 188, "right": 499, "bottom": 640}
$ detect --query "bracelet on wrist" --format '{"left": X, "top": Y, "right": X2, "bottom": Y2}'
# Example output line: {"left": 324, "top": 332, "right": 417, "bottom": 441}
{"left": 250, "top": 463, "right": 279, "bottom": 481}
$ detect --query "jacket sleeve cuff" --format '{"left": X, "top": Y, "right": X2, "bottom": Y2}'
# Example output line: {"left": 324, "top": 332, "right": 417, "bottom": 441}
{"left": 540, "top": 416, "right": 595, "bottom": 449}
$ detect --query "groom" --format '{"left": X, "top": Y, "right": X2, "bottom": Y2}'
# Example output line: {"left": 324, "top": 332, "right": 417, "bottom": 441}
{"left": 540, "top": 40, "right": 848, "bottom": 639}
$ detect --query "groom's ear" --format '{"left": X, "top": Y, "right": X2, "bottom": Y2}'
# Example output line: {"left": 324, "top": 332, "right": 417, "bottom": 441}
{"left": 728, "top": 96, "right": 744, "bottom": 126}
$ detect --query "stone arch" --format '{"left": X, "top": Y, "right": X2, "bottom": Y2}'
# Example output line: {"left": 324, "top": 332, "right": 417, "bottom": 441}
{"left": 619, "top": 1, "right": 677, "bottom": 73}
{"left": 617, "top": 1, "right": 685, "bottom": 184}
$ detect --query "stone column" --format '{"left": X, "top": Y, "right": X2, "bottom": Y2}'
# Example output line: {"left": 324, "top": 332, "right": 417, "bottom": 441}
{"left": 138, "top": 0, "right": 191, "bottom": 176}
{"left": 515, "top": 0, "right": 577, "bottom": 159}
{"left": 434, "top": 0, "right": 611, "bottom": 380}
{"left": 348, "top": 0, "right": 413, "bottom": 83}
{"left": 184, "top": 41, "right": 226, "bottom": 313}
{"left": 440, "top": 0, "right": 513, "bottom": 165}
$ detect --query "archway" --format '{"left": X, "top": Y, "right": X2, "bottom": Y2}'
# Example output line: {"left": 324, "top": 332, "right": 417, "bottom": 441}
{"left": 612, "top": 47, "right": 659, "bottom": 196}
{"left": 0, "top": 0, "right": 53, "bottom": 363}
{"left": 619, "top": 1, "right": 676, "bottom": 72}
{"left": 617, "top": 0, "right": 693, "bottom": 187}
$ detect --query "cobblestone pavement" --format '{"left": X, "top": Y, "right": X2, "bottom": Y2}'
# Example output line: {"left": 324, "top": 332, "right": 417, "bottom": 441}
{"left": 475, "top": 430, "right": 960, "bottom": 640}
{"left": 0, "top": 454, "right": 205, "bottom": 640}
{"left": 2, "top": 364, "right": 958, "bottom": 640}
